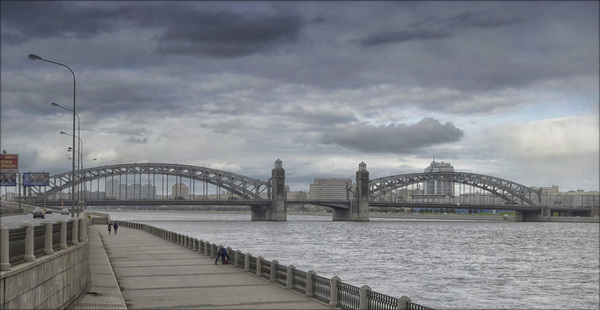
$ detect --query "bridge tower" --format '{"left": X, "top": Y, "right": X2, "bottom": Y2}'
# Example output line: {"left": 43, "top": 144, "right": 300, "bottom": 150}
{"left": 333, "top": 162, "right": 369, "bottom": 221}
{"left": 251, "top": 159, "right": 287, "bottom": 221}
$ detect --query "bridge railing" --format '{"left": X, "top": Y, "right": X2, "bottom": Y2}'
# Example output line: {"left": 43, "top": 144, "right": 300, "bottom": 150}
{"left": 1, "top": 214, "right": 89, "bottom": 270}
{"left": 112, "top": 220, "right": 434, "bottom": 310}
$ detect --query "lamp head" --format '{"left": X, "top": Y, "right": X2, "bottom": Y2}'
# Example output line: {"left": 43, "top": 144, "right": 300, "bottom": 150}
{"left": 51, "top": 102, "right": 60, "bottom": 107}
{"left": 60, "top": 131, "right": 67, "bottom": 135}
{"left": 28, "top": 54, "right": 42, "bottom": 61}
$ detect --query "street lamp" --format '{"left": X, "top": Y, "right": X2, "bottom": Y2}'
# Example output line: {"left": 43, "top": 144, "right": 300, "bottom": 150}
{"left": 29, "top": 53, "right": 77, "bottom": 217}
{"left": 62, "top": 132, "right": 83, "bottom": 217}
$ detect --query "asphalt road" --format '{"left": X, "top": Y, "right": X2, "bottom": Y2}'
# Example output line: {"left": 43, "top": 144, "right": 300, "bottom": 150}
{"left": 0, "top": 209, "right": 73, "bottom": 228}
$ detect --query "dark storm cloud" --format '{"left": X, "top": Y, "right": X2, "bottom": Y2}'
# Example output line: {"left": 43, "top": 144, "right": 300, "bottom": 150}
{"left": 0, "top": 2, "right": 124, "bottom": 44}
{"left": 2, "top": 2, "right": 304, "bottom": 58}
{"left": 154, "top": 10, "right": 304, "bottom": 58}
{"left": 360, "top": 29, "right": 451, "bottom": 46}
{"left": 360, "top": 10, "right": 523, "bottom": 47}
{"left": 320, "top": 118, "right": 464, "bottom": 153}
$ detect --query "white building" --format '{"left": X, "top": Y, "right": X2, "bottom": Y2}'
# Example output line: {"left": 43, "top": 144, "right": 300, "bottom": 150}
{"left": 423, "top": 160, "right": 455, "bottom": 196}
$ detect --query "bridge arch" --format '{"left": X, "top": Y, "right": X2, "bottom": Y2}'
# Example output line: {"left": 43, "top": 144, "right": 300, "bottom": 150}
{"left": 369, "top": 172, "right": 542, "bottom": 207}
{"left": 30, "top": 163, "right": 270, "bottom": 202}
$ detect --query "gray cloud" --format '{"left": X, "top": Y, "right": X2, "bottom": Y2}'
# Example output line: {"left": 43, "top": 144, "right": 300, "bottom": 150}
{"left": 2, "top": 2, "right": 304, "bottom": 58}
{"left": 360, "top": 29, "right": 451, "bottom": 47}
{"left": 361, "top": 9, "right": 524, "bottom": 47}
{"left": 320, "top": 118, "right": 464, "bottom": 154}
{"left": 0, "top": 2, "right": 125, "bottom": 44}
{"left": 154, "top": 10, "right": 304, "bottom": 58}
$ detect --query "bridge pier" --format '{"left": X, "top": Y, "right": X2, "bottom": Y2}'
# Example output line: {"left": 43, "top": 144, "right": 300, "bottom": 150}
{"left": 251, "top": 159, "right": 287, "bottom": 221}
{"left": 514, "top": 206, "right": 550, "bottom": 222}
{"left": 332, "top": 162, "right": 369, "bottom": 221}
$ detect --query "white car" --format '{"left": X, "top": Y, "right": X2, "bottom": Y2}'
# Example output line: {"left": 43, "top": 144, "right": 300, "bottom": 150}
{"left": 61, "top": 208, "right": 69, "bottom": 215}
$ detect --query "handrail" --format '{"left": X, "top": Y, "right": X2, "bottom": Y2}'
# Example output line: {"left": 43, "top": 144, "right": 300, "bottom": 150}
{"left": 1, "top": 213, "right": 89, "bottom": 271}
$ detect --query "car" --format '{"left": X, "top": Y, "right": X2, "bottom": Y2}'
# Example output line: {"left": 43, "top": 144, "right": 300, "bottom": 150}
{"left": 33, "top": 208, "right": 45, "bottom": 219}
{"left": 61, "top": 208, "right": 69, "bottom": 215}
{"left": 45, "top": 209, "right": 53, "bottom": 214}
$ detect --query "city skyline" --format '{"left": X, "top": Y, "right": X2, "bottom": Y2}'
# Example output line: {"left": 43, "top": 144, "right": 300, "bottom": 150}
{"left": 1, "top": 1, "right": 598, "bottom": 192}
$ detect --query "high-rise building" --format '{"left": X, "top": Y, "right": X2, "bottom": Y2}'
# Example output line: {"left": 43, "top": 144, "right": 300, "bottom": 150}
{"left": 140, "top": 183, "right": 156, "bottom": 200}
{"left": 309, "top": 178, "right": 352, "bottom": 200}
{"left": 172, "top": 183, "right": 189, "bottom": 199}
{"left": 105, "top": 180, "right": 120, "bottom": 198}
{"left": 424, "top": 160, "right": 455, "bottom": 196}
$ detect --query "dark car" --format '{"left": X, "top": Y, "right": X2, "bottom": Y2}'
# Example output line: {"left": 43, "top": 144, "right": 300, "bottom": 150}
{"left": 45, "top": 209, "right": 53, "bottom": 214}
{"left": 33, "top": 208, "right": 45, "bottom": 219}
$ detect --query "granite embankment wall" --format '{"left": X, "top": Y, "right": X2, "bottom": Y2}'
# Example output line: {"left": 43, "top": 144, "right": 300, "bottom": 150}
{"left": 0, "top": 214, "right": 89, "bottom": 309}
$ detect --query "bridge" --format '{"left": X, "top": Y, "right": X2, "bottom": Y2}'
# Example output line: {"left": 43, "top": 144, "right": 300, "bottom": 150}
{"left": 22, "top": 160, "right": 598, "bottom": 222}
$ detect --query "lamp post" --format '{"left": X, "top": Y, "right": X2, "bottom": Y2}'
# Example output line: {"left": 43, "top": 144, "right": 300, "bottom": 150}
{"left": 61, "top": 132, "right": 83, "bottom": 217}
{"left": 82, "top": 158, "right": 97, "bottom": 211}
{"left": 29, "top": 53, "right": 77, "bottom": 217}
{"left": 55, "top": 102, "right": 82, "bottom": 215}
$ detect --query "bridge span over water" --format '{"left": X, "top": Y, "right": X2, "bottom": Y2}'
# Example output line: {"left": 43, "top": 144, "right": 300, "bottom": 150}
{"left": 25, "top": 161, "right": 596, "bottom": 221}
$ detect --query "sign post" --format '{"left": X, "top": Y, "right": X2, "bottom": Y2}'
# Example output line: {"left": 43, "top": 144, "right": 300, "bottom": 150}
{"left": 0, "top": 154, "right": 19, "bottom": 209}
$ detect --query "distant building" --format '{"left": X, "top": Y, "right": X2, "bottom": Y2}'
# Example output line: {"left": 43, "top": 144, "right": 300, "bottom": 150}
{"left": 423, "top": 159, "right": 455, "bottom": 196}
{"left": 309, "top": 178, "right": 352, "bottom": 200}
{"left": 172, "top": 183, "right": 189, "bottom": 199}
{"left": 105, "top": 180, "right": 120, "bottom": 198}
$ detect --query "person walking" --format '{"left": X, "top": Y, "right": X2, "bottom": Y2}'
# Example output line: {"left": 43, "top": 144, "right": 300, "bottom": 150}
{"left": 108, "top": 222, "right": 112, "bottom": 234}
{"left": 215, "top": 247, "right": 229, "bottom": 265}
{"left": 113, "top": 222, "right": 119, "bottom": 234}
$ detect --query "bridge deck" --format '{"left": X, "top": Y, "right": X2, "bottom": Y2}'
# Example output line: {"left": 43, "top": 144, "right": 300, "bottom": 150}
{"left": 73, "top": 225, "right": 329, "bottom": 309}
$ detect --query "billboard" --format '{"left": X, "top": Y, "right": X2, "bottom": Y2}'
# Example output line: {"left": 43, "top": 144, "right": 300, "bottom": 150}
{"left": 0, "top": 173, "right": 17, "bottom": 186}
{"left": 0, "top": 154, "right": 19, "bottom": 172}
{"left": 23, "top": 172, "right": 50, "bottom": 186}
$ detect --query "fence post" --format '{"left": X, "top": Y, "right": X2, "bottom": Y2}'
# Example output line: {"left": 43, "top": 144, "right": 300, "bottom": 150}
{"left": 193, "top": 238, "right": 198, "bottom": 251}
{"left": 42, "top": 220, "right": 54, "bottom": 255}
{"left": 0, "top": 224, "right": 11, "bottom": 271}
{"left": 244, "top": 253, "right": 251, "bottom": 272}
{"left": 20, "top": 222, "right": 35, "bottom": 262}
{"left": 204, "top": 241, "right": 210, "bottom": 255}
{"left": 235, "top": 250, "right": 240, "bottom": 268}
{"left": 305, "top": 270, "right": 315, "bottom": 297}
{"left": 359, "top": 285, "right": 371, "bottom": 310}
{"left": 398, "top": 296, "right": 411, "bottom": 310}
{"left": 329, "top": 276, "right": 340, "bottom": 307}
{"left": 256, "top": 256, "right": 263, "bottom": 276}
{"left": 58, "top": 219, "right": 68, "bottom": 249}
{"left": 69, "top": 218, "right": 79, "bottom": 245}
{"left": 79, "top": 216, "right": 88, "bottom": 242}
{"left": 286, "top": 264, "right": 295, "bottom": 289}
{"left": 226, "top": 247, "right": 233, "bottom": 266}
{"left": 270, "top": 260, "right": 278, "bottom": 282}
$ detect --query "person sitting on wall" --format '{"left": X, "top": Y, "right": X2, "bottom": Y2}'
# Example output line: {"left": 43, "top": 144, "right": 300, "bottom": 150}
{"left": 215, "top": 247, "right": 229, "bottom": 265}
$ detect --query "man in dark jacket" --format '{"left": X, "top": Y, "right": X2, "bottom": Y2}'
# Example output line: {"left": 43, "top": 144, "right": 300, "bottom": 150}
{"left": 215, "top": 247, "right": 229, "bottom": 265}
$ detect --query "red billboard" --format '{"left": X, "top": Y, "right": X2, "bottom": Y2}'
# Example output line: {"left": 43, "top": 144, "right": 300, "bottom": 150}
{"left": 0, "top": 154, "right": 19, "bottom": 172}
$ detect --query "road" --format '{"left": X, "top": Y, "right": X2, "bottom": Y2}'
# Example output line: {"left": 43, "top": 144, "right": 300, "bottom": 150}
{"left": 0, "top": 210, "right": 72, "bottom": 228}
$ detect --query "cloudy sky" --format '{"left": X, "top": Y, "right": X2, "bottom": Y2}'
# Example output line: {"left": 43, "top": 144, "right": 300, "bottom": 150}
{"left": 1, "top": 1, "right": 598, "bottom": 192}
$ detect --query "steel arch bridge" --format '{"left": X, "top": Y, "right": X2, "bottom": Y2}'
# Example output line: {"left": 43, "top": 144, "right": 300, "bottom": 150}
{"left": 369, "top": 172, "right": 542, "bottom": 207}
{"left": 31, "top": 163, "right": 270, "bottom": 202}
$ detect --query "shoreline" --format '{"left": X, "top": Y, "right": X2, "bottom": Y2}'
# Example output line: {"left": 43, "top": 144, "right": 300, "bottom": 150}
{"left": 95, "top": 209, "right": 599, "bottom": 223}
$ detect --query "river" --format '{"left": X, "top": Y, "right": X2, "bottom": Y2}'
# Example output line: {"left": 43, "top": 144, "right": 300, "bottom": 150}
{"left": 104, "top": 211, "right": 599, "bottom": 309}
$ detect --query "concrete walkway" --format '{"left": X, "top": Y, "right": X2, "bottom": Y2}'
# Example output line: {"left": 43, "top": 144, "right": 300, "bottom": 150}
{"left": 72, "top": 225, "right": 332, "bottom": 309}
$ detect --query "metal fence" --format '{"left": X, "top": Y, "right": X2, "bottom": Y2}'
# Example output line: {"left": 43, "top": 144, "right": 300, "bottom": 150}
{"left": 113, "top": 220, "right": 434, "bottom": 310}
